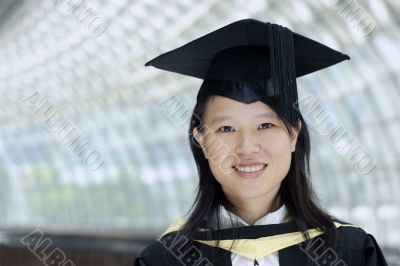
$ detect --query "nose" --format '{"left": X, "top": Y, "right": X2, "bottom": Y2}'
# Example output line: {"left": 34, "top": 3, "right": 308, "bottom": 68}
{"left": 234, "top": 131, "right": 261, "bottom": 155}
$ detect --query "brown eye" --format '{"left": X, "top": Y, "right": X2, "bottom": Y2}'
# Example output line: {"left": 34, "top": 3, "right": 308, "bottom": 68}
{"left": 218, "top": 126, "right": 234, "bottom": 133}
{"left": 259, "top": 123, "right": 273, "bottom": 129}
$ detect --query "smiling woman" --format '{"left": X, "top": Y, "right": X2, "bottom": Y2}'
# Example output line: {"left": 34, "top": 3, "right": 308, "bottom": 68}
{"left": 135, "top": 19, "right": 388, "bottom": 266}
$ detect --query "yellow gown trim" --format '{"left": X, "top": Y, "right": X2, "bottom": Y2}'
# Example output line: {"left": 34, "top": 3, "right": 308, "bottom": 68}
{"left": 159, "top": 218, "right": 358, "bottom": 260}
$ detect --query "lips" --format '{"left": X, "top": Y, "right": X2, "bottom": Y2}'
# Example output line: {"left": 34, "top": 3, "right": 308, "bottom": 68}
{"left": 235, "top": 163, "right": 267, "bottom": 173}
{"left": 233, "top": 163, "right": 268, "bottom": 179}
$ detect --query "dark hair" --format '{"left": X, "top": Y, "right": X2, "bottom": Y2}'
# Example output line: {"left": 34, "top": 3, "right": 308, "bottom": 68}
{"left": 181, "top": 94, "right": 337, "bottom": 261}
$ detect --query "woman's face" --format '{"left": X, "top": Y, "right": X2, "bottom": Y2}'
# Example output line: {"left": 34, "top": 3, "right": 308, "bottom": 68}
{"left": 193, "top": 96, "right": 301, "bottom": 201}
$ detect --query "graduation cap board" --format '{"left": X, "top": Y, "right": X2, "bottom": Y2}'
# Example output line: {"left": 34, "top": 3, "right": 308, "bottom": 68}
{"left": 145, "top": 18, "right": 350, "bottom": 124}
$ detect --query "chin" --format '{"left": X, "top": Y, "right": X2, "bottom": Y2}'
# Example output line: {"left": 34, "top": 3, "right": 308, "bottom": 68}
{"left": 235, "top": 189, "right": 271, "bottom": 200}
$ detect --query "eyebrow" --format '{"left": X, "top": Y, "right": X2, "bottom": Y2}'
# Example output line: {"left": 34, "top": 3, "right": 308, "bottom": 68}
{"left": 210, "top": 112, "right": 278, "bottom": 125}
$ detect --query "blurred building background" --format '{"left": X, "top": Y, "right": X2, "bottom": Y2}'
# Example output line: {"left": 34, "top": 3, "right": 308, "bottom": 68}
{"left": 0, "top": 0, "right": 399, "bottom": 265}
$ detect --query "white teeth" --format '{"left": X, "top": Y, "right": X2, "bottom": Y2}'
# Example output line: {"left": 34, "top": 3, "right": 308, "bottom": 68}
{"left": 236, "top": 164, "right": 265, "bottom": 173}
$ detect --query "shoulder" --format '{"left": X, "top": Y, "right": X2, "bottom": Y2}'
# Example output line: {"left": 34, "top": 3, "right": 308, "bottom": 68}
{"left": 334, "top": 219, "right": 382, "bottom": 249}
{"left": 133, "top": 240, "right": 166, "bottom": 266}
{"left": 335, "top": 220, "right": 370, "bottom": 250}
{"left": 332, "top": 220, "right": 388, "bottom": 265}
{"left": 134, "top": 231, "right": 196, "bottom": 266}
{"left": 295, "top": 219, "right": 389, "bottom": 265}
{"left": 134, "top": 218, "right": 190, "bottom": 265}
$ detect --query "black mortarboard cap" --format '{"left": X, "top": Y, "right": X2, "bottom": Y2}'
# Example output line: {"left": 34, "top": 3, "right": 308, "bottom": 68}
{"left": 145, "top": 19, "right": 350, "bottom": 124}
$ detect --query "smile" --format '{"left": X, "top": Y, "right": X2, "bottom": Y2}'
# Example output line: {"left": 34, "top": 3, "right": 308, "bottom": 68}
{"left": 234, "top": 164, "right": 267, "bottom": 179}
{"left": 235, "top": 164, "right": 266, "bottom": 172}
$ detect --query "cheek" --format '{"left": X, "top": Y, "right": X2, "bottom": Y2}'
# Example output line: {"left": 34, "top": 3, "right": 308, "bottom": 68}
{"left": 262, "top": 133, "right": 293, "bottom": 175}
{"left": 208, "top": 160, "right": 232, "bottom": 189}
{"left": 263, "top": 135, "right": 292, "bottom": 155}
{"left": 206, "top": 146, "right": 238, "bottom": 183}
{"left": 203, "top": 134, "right": 236, "bottom": 163}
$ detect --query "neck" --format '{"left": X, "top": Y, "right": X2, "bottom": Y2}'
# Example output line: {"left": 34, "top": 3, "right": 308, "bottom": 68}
{"left": 224, "top": 189, "right": 282, "bottom": 225}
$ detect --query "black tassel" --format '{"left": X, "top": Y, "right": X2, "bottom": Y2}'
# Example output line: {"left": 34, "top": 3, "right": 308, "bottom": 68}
{"left": 254, "top": 259, "right": 259, "bottom": 266}
{"left": 266, "top": 23, "right": 299, "bottom": 124}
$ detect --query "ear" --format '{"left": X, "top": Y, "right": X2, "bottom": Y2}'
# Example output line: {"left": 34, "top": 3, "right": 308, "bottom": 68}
{"left": 290, "top": 119, "right": 302, "bottom": 152}
{"left": 193, "top": 127, "right": 205, "bottom": 149}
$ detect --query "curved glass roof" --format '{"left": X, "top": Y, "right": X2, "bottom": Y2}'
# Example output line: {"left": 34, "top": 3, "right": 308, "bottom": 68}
{"left": 0, "top": 0, "right": 399, "bottom": 248}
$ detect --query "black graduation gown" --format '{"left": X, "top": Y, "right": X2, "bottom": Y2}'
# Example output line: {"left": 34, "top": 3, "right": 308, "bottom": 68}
{"left": 133, "top": 220, "right": 388, "bottom": 266}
